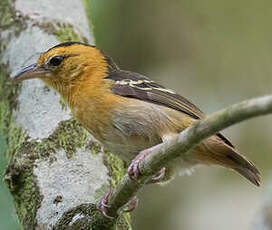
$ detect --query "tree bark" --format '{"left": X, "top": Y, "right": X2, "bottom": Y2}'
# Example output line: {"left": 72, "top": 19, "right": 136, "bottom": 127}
{"left": 0, "top": 0, "right": 131, "bottom": 229}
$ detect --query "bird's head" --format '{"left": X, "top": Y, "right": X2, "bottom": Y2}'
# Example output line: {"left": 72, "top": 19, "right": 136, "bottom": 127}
{"left": 11, "top": 42, "right": 116, "bottom": 95}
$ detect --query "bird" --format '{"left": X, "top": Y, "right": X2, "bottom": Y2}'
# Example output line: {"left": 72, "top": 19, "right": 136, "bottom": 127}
{"left": 11, "top": 41, "right": 260, "bottom": 216}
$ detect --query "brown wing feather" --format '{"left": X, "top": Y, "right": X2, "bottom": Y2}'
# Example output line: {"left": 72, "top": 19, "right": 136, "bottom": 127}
{"left": 105, "top": 70, "right": 234, "bottom": 148}
{"left": 105, "top": 70, "right": 204, "bottom": 119}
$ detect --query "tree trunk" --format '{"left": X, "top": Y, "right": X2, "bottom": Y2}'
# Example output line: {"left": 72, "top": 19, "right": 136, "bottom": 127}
{"left": 0, "top": 0, "right": 131, "bottom": 229}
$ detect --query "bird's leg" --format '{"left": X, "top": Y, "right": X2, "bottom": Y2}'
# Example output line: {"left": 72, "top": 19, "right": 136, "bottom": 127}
{"left": 128, "top": 144, "right": 166, "bottom": 183}
{"left": 96, "top": 190, "right": 139, "bottom": 218}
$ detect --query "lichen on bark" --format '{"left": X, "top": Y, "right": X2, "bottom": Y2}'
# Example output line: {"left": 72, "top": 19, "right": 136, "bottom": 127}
{"left": 54, "top": 24, "right": 82, "bottom": 43}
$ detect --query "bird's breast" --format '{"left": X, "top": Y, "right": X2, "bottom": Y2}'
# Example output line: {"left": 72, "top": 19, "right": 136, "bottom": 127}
{"left": 72, "top": 93, "right": 193, "bottom": 162}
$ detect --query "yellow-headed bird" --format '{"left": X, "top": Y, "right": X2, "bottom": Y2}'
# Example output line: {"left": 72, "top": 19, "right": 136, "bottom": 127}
{"left": 12, "top": 41, "right": 260, "bottom": 216}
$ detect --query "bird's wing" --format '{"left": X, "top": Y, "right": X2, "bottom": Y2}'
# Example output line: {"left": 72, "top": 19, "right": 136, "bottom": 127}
{"left": 105, "top": 70, "right": 234, "bottom": 148}
{"left": 105, "top": 70, "right": 204, "bottom": 119}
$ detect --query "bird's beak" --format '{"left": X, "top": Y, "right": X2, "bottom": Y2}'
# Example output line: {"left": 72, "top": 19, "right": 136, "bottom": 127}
{"left": 11, "top": 63, "right": 50, "bottom": 82}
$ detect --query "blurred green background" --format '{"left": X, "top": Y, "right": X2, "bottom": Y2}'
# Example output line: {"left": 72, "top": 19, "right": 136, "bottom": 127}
{"left": 1, "top": 0, "right": 272, "bottom": 229}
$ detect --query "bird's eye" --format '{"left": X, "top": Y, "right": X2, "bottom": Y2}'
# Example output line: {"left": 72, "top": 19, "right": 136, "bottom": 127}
{"left": 49, "top": 56, "right": 64, "bottom": 66}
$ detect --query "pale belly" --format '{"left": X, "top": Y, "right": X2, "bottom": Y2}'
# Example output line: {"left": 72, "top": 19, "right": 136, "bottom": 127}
{"left": 101, "top": 132, "right": 161, "bottom": 162}
{"left": 77, "top": 110, "right": 161, "bottom": 162}
{"left": 100, "top": 127, "right": 198, "bottom": 182}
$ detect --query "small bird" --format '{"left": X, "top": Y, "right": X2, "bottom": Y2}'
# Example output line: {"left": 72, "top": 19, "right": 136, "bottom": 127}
{"left": 12, "top": 41, "right": 260, "bottom": 215}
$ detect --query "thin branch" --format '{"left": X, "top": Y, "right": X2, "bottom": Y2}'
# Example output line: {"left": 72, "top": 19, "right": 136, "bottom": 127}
{"left": 105, "top": 95, "right": 272, "bottom": 218}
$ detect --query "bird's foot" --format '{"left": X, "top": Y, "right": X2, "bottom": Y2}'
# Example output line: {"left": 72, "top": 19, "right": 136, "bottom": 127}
{"left": 121, "top": 196, "right": 139, "bottom": 213}
{"left": 128, "top": 148, "right": 166, "bottom": 183}
{"left": 96, "top": 191, "right": 139, "bottom": 218}
{"left": 96, "top": 190, "right": 114, "bottom": 219}
{"left": 146, "top": 167, "right": 166, "bottom": 184}
{"left": 128, "top": 150, "right": 149, "bottom": 180}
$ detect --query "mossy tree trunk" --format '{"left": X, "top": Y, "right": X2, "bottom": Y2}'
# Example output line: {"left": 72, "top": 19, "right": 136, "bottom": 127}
{"left": 0, "top": 0, "right": 131, "bottom": 229}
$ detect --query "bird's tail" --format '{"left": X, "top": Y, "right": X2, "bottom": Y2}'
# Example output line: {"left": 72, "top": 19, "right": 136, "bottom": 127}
{"left": 192, "top": 135, "right": 261, "bottom": 186}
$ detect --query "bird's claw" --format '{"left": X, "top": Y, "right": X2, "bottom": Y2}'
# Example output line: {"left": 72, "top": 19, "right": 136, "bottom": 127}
{"left": 128, "top": 159, "right": 141, "bottom": 180}
{"left": 128, "top": 150, "right": 166, "bottom": 183}
{"left": 97, "top": 190, "right": 139, "bottom": 218}
{"left": 146, "top": 167, "right": 166, "bottom": 184}
{"left": 121, "top": 196, "right": 139, "bottom": 213}
{"left": 128, "top": 149, "right": 150, "bottom": 180}
{"left": 96, "top": 190, "right": 114, "bottom": 219}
